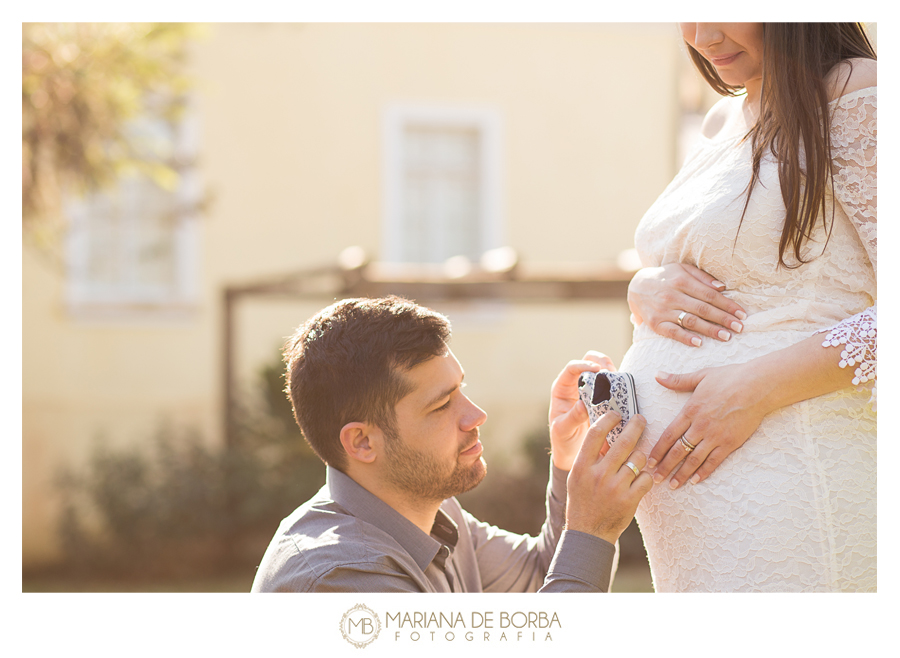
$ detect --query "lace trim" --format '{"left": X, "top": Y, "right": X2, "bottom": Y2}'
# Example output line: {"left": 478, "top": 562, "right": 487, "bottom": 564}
{"left": 820, "top": 93, "right": 876, "bottom": 408}
{"left": 819, "top": 305, "right": 877, "bottom": 407}
{"left": 830, "top": 92, "right": 877, "bottom": 269}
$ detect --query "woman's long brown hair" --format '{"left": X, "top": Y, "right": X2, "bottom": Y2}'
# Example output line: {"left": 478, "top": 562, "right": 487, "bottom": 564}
{"left": 686, "top": 23, "right": 876, "bottom": 268}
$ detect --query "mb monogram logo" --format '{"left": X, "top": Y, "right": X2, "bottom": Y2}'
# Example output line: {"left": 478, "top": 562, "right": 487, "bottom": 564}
{"left": 339, "top": 604, "right": 382, "bottom": 648}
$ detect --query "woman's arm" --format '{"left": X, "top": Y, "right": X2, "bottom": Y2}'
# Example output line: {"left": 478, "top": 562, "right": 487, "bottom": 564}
{"left": 649, "top": 82, "right": 877, "bottom": 487}
{"left": 815, "top": 84, "right": 877, "bottom": 404}
{"left": 647, "top": 333, "right": 857, "bottom": 488}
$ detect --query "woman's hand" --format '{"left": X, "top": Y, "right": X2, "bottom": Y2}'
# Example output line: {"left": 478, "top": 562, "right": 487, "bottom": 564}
{"left": 628, "top": 263, "right": 748, "bottom": 347}
{"left": 647, "top": 362, "right": 771, "bottom": 488}
{"left": 548, "top": 351, "right": 615, "bottom": 471}
{"left": 647, "top": 333, "right": 862, "bottom": 488}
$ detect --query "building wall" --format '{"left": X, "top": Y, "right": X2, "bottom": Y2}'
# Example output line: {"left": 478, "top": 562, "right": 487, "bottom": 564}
{"left": 23, "top": 23, "right": 683, "bottom": 566}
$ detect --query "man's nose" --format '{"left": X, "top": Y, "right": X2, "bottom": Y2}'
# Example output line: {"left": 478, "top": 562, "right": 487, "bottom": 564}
{"left": 460, "top": 396, "right": 487, "bottom": 432}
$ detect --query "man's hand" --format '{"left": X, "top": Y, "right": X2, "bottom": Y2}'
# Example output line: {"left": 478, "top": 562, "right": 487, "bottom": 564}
{"left": 548, "top": 351, "right": 615, "bottom": 471}
{"left": 565, "top": 412, "right": 653, "bottom": 544}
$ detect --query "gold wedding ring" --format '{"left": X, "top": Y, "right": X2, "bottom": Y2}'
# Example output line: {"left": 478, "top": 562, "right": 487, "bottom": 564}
{"left": 679, "top": 435, "right": 697, "bottom": 452}
{"left": 624, "top": 461, "right": 640, "bottom": 477}
{"left": 677, "top": 311, "right": 688, "bottom": 328}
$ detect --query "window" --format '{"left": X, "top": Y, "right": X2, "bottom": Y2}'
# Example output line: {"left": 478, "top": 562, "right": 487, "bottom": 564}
{"left": 66, "top": 109, "right": 200, "bottom": 317}
{"left": 383, "top": 106, "right": 502, "bottom": 264}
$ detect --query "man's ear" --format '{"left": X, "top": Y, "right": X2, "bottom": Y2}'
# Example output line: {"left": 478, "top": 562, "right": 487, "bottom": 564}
{"left": 339, "top": 422, "right": 383, "bottom": 465}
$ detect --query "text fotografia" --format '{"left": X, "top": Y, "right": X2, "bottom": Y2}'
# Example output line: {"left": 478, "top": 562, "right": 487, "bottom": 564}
{"left": 387, "top": 611, "right": 561, "bottom": 642}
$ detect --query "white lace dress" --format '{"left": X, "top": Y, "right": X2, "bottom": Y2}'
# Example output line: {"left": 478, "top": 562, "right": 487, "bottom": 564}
{"left": 618, "top": 88, "right": 877, "bottom": 592}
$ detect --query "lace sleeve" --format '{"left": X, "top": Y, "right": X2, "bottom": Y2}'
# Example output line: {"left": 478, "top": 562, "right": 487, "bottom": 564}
{"left": 818, "top": 89, "right": 877, "bottom": 406}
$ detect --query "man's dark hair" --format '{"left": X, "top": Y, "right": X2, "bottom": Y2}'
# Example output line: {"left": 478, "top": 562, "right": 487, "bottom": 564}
{"left": 283, "top": 296, "right": 451, "bottom": 472}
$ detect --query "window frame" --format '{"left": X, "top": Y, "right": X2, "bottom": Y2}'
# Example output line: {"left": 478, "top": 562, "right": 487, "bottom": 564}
{"left": 64, "top": 107, "right": 201, "bottom": 320}
{"left": 381, "top": 105, "right": 503, "bottom": 264}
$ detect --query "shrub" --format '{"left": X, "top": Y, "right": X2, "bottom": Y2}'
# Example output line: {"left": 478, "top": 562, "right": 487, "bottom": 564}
{"left": 55, "top": 354, "right": 325, "bottom": 579}
{"left": 54, "top": 352, "right": 649, "bottom": 581}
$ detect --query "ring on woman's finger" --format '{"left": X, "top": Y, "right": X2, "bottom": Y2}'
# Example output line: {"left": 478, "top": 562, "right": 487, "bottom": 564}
{"left": 679, "top": 434, "right": 697, "bottom": 452}
{"left": 677, "top": 311, "right": 688, "bottom": 328}
{"left": 623, "top": 461, "right": 640, "bottom": 478}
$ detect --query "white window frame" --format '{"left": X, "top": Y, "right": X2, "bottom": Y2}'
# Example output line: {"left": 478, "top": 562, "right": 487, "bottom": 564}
{"left": 64, "top": 107, "right": 201, "bottom": 321}
{"left": 382, "top": 105, "right": 503, "bottom": 264}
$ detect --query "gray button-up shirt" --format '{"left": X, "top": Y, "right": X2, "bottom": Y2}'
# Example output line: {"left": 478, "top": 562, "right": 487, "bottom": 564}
{"left": 251, "top": 463, "right": 615, "bottom": 593}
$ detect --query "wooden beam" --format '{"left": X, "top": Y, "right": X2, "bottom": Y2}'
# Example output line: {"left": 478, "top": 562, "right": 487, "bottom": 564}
{"left": 220, "top": 263, "right": 633, "bottom": 449}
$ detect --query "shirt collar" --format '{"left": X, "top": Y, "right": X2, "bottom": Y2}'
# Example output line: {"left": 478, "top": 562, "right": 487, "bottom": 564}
{"left": 326, "top": 466, "right": 458, "bottom": 572}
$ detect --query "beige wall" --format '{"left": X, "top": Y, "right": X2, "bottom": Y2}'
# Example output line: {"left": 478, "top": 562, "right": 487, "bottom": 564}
{"left": 23, "top": 23, "right": 684, "bottom": 566}
{"left": 196, "top": 23, "right": 679, "bottom": 276}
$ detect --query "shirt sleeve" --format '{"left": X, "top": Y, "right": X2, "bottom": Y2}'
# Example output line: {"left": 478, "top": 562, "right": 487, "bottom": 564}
{"left": 301, "top": 565, "right": 423, "bottom": 593}
{"left": 817, "top": 89, "right": 877, "bottom": 407}
{"left": 251, "top": 548, "right": 426, "bottom": 593}
{"left": 539, "top": 530, "right": 617, "bottom": 593}
{"left": 462, "top": 462, "right": 615, "bottom": 593}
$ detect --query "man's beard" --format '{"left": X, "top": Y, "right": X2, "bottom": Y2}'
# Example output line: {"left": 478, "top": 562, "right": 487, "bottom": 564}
{"left": 382, "top": 429, "right": 487, "bottom": 503}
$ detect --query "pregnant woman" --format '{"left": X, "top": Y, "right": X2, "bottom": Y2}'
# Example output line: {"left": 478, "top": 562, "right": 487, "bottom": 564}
{"left": 617, "top": 23, "right": 876, "bottom": 592}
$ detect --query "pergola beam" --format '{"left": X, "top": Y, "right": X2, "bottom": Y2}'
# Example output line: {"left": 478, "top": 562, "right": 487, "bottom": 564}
{"left": 221, "top": 260, "right": 633, "bottom": 447}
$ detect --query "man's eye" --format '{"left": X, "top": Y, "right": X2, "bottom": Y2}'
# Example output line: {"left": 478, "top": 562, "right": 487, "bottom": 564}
{"left": 435, "top": 399, "right": 451, "bottom": 412}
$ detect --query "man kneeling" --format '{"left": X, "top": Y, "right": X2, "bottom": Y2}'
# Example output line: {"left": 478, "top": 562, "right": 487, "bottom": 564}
{"left": 251, "top": 296, "right": 652, "bottom": 593}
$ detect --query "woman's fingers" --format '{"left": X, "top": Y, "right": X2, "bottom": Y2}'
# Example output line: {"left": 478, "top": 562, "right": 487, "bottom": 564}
{"left": 681, "top": 264, "right": 748, "bottom": 319}
{"left": 684, "top": 299, "right": 745, "bottom": 336}
{"left": 661, "top": 312, "right": 733, "bottom": 347}
{"left": 651, "top": 433, "right": 698, "bottom": 484}
{"left": 670, "top": 266, "right": 748, "bottom": 340}
{"left": 647, "top": 415, "right": 690, "bottom": 473}
{"left": 650, "top": 361, "right": 760, "bottom": 488}
{"left": 664, "top": 437, "right": 712, "bottom": 488}
{"left": 655, "top": 369, "right": 704, "bottom": 393}
{"left": 669, "top": 440, "right": 737, "bottom": 488}
{"left": 665, "top": 296, "right": 746, "bottom": 346}
{"left": 680, "top": 262, "right": 727, "bottom": 291}
{"left": 628, "top": 264, "right": 749, "bottom": 347}
{"left": 680, "top": 445, "right": 729, "bottom": 486}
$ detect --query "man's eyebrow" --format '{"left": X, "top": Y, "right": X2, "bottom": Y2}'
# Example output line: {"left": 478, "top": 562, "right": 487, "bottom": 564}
{"left": 423, "top": 373, "right": 465, "bottom": 410}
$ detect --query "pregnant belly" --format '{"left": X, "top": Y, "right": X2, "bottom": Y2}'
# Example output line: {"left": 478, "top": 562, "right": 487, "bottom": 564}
{"left": 618, "top": 328, "right": 813, "bottom": 456}
{"left": 619, "top": 326, "right": 876, "bottom": 592}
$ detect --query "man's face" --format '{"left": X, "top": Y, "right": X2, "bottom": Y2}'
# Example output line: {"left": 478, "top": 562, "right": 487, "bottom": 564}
{"left": 381, "top": 349, "right": 488, "bottom": 503}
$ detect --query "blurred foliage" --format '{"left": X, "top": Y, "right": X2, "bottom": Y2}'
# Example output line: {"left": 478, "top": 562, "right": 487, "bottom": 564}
{"left": 54, "top": 351, "right": 648, "bottom": 581}
{"left": 56, "top": 353, "right": 325, "bottom": 579}
{"left": 22, "top": 22, "right": 196, "bottom": 251}
{"left": 456, "top": 427, "right": 553, "bottom": 536}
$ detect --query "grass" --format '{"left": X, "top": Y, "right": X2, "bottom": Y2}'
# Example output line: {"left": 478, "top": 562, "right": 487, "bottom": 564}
{"left": 22, "top": 562, "right": 652, "bottom": 593}
{"left": 22, "top": 569, "right": 256, "bottom": 593}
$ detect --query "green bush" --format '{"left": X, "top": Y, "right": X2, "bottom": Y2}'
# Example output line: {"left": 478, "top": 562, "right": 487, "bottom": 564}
{"left": 456, "top": 426, "right": 552, "bottom": 536}
{"left": 56, "top": 354, "right": 325, "bottom": 578}
{"left": 54, "top": 351, "right": 649, "bottom": 580}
